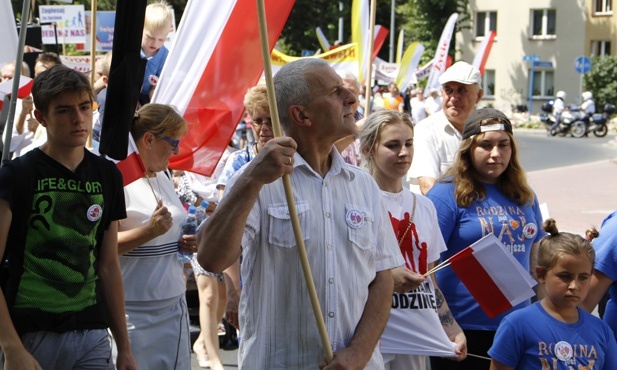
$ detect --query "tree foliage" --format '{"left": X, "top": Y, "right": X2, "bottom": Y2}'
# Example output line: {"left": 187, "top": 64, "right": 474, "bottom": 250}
{"left": 397, "top": 0, "right": 470, "bottom": 64}
{"left": 584, "top": 56, "right": 617, "bottom": 111}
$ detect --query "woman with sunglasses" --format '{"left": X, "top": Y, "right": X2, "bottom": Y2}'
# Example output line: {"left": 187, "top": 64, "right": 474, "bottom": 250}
{"left": 115, "top": 103, "right": 194, "bottom": 369}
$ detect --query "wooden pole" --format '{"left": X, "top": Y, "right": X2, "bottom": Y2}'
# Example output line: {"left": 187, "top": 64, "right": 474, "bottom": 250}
{"left": 256, "top": 0, "right": 334, "bottom": 364}
{"left": 363, "top": 0, "right": 377, "bottom": 118}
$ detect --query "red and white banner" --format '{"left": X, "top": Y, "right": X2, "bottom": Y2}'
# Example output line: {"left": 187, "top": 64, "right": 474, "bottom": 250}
{"left": 424, "top": 13, "right": 458, "bottom": 97}
{"left": 472, "top": 30, "right": 496, "bottom": 76}
{"left": 0, "top": 76, "right": 33, "bottom": 111}
{"left": 372, "top": 25, "right": 388, "bottom": 61}
{"left": 60, "top": 55, "right": 103, "bottom": 73}
{"left": 152, "top": 0, "right": 294, "bottom": 177}
{"left": 449, "top": 233, "right": 536, "bottom": 319}
{"left": 115, "top": 135, "right": 145, "bottom": 187}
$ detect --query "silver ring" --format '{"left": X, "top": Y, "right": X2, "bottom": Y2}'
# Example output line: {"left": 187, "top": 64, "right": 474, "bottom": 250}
{"left": 288, "top": 156, "right": 292, "bottom": 165}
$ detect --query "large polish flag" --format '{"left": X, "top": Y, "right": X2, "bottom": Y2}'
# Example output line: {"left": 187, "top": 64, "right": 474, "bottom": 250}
{"left": 449, "top": 233, "right": 537, "bottom": 319}
{"left": 152, "top": 0, "right": 295, "bottom": 177}
{"left": 424, "top": 13, "right": 459, "bottom": 97}
{"left": 472, "top": 30, "right": 496, "bottom": 76}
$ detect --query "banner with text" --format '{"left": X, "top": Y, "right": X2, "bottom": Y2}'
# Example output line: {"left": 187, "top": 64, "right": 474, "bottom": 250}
{"left": 40, "top": 5, "right": 86, "bottom": 44}
{"left": 59, "top": 55, "right": 102, "bottom": 72}
{"left": 271, "top": 43, "right": 359, "bottom": 77}
{"left": 77, "top": 11, "right": 116, "bottom": 52}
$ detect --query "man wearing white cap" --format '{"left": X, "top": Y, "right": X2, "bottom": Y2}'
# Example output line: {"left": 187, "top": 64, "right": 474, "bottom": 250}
{"left": 407, "top": 61, "right": 483, "bottom": 194}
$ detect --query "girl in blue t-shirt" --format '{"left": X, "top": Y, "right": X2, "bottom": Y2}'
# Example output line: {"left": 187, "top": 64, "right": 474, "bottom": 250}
{"left": 489, "top": 219, "right": 617, "bottom": 370}
{"left": 427, "top": 108, "right": 545, "bottom": 370}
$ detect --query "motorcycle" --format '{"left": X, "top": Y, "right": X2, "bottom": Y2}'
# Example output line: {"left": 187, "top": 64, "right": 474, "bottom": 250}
{"left": 540, "top": 101, "right": 586, "bottom": 138}
{"left": 574, "top": 103, "right": 615, "bottom": 138}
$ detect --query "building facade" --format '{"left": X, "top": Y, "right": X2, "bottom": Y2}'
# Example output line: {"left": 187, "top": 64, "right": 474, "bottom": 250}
{"left": 457, "top": 0, "right": 616, "bottom": 114}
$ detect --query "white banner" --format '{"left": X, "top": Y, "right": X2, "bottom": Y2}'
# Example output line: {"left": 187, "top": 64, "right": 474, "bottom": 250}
{"left": 0, "top": 0, "right": 17, "bottom": 65}
{"left": 40, "top": 5, "right": 86, "bottom": 44}
{"left": 424, "top": 13, "right": 458, "bottom": 97}
{"left": 59, "top": 55, "right": 101, "bottom": 73}
{"left": 373, "top": 57, "right": 398, "bottom": 83}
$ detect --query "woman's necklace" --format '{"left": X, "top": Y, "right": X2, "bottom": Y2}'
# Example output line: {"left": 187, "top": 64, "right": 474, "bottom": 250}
{"left": 144, "top": 172, "right": 162, "bottom": 203}
{"left": 397, "top": 191, "right": 417, "bottom": 249}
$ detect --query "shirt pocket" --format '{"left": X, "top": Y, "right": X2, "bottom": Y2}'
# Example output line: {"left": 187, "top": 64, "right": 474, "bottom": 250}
{"left": 267, "top": 201, "right": 310, "bottom": 248}
{"left": 346, "top": 205, "right": 375, "bottom": 251}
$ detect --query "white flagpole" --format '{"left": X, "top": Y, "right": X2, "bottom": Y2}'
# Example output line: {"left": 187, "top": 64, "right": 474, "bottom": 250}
{"left": 256, "top": 0, "right": 334, "bottom": 364}
{"left": 2, "top": 0, "right": 32, "bottom": 164}
{"left": 88, "top": 0, "right": 97, "bottom": 149}
{"left": 363, "top": 0, "right": 377, "bottom": 118}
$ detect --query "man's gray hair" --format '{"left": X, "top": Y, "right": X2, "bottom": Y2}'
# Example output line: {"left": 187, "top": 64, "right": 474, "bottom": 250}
{"left": 338, "top": 71, "right": 360, "bottom": 93}
{"left": 274, "top": 58, "right": 329, "bottom": 132}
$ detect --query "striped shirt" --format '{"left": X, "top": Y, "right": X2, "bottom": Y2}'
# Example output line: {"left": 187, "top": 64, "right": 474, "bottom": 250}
{"left": 119, "top": 172, "right": 187, "bottom": 301}
{"left": 229, "top": 148, "right": 403, "bottom": 369}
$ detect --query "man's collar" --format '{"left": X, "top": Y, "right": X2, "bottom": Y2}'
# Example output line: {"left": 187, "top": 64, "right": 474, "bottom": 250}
{"left": 292, "top": 147, "right": 354, "bottom": 181}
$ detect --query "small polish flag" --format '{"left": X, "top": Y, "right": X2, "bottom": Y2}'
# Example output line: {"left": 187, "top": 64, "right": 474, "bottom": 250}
{"left": 449, "top": 233, "right": 537, "bottom": 319}
{"left": 115, "top": 135, "right": 146, "bottom": 187}
{"left": 0, "top": 76, "right": 34, "bottom": 110}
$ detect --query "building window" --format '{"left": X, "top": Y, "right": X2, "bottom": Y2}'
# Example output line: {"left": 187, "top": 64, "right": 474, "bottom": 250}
{"left": 482, "top": 70, "right": 495, "bottom": 97}
{"left": 476, "top": 11, "right": 497, "bottom": 38}
{"left": 531, "top": 9, "right": 556, "bottom": 38}
{"left": 591, "top": 40, "right": 612, "bottom": 56}
{"left": 531, "top": 70, "right": 554, "bottom": 98}
{"left": 594, "top": 0, "right": 612, "bottom": 14}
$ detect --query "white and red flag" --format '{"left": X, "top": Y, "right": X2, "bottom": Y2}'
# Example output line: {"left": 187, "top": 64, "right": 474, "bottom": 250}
{"left": 424, "top": 13, "right": 458, "bottom": 97}
{"left": 472, "top": 30, "right": 496, "bottom": 76}
{"left": 115, "top": 135, "right": 145, "bottom": 187}
{"left": 0, "top": 76, "right": 34, "bottom": 111}
{"left": 449, "top": 233, "right": 536, "bottom": 319}
{"left": 152, "top": 0, "right": 295, "bottom": 177}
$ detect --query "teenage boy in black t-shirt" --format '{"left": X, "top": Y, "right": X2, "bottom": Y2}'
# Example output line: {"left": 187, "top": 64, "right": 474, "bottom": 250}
{"left": 0, "top": 65, "right": 138, "bottom": 370}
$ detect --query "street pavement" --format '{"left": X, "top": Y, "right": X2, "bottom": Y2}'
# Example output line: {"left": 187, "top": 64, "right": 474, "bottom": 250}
{"left": 527, "top": 155, "right": 617, "bottom": 234}
{"left": 190, "top": 323, "right": 239, "bottom": 369}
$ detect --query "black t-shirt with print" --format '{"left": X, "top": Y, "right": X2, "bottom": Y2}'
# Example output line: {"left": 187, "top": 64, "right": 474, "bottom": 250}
{"left": 0, "top": 148, "right": 126, "bottom": 334}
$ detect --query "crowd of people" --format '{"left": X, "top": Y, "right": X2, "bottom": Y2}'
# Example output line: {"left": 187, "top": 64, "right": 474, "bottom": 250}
{"left": 2, "top": 3, "right": 617, "bottom": 369}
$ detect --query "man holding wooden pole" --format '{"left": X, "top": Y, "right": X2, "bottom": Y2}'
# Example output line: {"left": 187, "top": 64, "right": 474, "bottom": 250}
{"left": 198, "top": 58, "right": 403, "bottom": 370}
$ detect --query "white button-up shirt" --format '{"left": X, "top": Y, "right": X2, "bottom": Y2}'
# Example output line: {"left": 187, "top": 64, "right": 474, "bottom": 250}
{"left": 229, "top": 148, "right": 402, "bottom": 370}
{"left": 408, "top": 110, "right": 463, "bottom": 182}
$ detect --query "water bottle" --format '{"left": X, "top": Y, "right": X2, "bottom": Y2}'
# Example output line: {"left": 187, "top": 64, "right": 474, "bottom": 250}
{"left": 178, "top": 205, "right": 197, "bottom": 263}
{"left": 195, "top": 200, "right": 209, "bottom": 225}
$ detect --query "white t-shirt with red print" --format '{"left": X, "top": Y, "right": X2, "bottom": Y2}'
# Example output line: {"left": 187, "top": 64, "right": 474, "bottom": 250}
{"left": 380, "top": 188, "right": 456, "bottom": 357}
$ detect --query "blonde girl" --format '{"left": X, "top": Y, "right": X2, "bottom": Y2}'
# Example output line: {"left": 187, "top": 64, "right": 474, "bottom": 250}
{"left": 360, "top": 110, "right": 466, "bottom": 370}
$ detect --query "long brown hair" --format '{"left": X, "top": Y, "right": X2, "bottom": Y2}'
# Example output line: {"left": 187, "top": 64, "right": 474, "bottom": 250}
{"left": 445, "top": 129, "right": 534, "bottom": 207}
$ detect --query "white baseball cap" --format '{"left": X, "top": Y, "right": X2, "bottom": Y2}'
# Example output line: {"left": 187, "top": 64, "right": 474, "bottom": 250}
{"left": 438, "top": 61, "right": 482, "bottom": 85}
